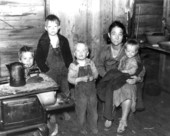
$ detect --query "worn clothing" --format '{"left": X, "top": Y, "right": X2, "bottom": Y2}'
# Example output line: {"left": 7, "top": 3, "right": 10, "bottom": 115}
{"left": 68, "top": 59, "right": 98, "bottom": 131}
{"left": 118, "top": 55, "right": 138, "bottom": 75}
{"left": 96, "top": 44, "right": 145, "bottom": 120}
{"left": 24, "top": 63, "right": 40, "bottom": 80}
{"left": 35, "top": 31, "right": 73, "bottom": 73}
{"left": 97, "top": 69, "right": 130, "bottom": 101}
{"left": 115, "top": 55, "right": 139, "bottom": 111}
{"left": 68, "top": 59, "right": 98, "bottom": 84}
{"left": 35, "top": 31, "right": 73, "bottom": 95}
{"left": 46, "top": 45, "right": 69, "bottom": 95}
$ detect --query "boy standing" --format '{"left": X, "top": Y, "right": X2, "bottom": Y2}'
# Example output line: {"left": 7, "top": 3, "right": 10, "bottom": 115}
{"left": 35, "top": 14, "right": 73, "bottom": 136}
{"left": 68, "top": 42, "right": 98, "bottom": 134}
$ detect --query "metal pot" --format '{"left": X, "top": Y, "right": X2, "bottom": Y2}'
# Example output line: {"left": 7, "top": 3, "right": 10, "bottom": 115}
{"left": 6, "top": 62, "right": 26, "bottom": 87}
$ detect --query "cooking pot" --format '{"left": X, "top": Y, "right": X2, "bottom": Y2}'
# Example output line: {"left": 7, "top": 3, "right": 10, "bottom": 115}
{"left": 6, "top": 62, "right": 26, "bottom": 87}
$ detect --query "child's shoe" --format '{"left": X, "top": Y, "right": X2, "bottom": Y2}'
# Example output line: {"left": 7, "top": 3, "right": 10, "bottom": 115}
{"left": 104, "top": 120, "right": 112, "bottom": 128}
{"left": 63, "top": 112, "right": 71, "bottom": 121}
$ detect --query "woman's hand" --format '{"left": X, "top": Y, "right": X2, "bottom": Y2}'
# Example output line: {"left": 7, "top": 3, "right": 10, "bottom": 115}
{"left": 126, "top": 75, "right": 140, "bottom": 84}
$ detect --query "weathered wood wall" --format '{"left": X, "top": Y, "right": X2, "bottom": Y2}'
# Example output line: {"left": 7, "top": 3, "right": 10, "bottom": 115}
{"left": 135, "top": 0, "right": 163, "bottom": 35}
{"left": 163, "top": 0, "right": 170, "bottom": 30}
{"left": 0, "top": 0, "right": 165, "bottom": 76}
{"left": 0, "top": 0, "right": 45, "bottom": 76}
{"left": 0, "top": 0, "right": 131, "bottom": 76}
{"left": 47, "top": 0, "right": 130, "bottom": 59}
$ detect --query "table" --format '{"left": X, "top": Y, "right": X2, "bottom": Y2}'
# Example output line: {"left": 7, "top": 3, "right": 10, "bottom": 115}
{"left": 141, "top": 43, "right": 170, "bottom": 92}
{"left": 0, "top": 73, "right": 58, "bottom": 136}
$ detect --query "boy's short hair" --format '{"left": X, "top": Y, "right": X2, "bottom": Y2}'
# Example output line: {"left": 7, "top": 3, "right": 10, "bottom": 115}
{"left": 45, "top": 14, "right": 60, "bottom": 26}
{"left": 18, "top": 46, "right": 34, "bottom": 60}
{"left": 125, "top": 39, "right": 140, "bottom": 51}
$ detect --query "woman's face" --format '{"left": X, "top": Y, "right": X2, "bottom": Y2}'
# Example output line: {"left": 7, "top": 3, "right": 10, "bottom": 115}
{"left": 108, "top": 26, "right": 123, "bottom": 46}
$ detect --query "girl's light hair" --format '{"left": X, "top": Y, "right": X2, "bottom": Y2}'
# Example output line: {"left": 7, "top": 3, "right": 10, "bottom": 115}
{"left": 74, "top": 42, "right": 89, "bottom": 52}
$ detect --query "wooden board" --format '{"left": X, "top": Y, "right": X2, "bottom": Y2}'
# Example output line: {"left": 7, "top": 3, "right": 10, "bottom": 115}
{"left": 0, "top": 0, "right": 45, "bottom": 76}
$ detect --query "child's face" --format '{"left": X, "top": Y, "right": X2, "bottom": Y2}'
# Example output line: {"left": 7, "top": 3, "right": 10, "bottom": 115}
{"left": 45, "top": 21, "right": 60, "bottom": 36}
{"left": 74, "top": 43, "right": 88, "bottom": 60}
{"left": 20, "top": 52, "right": 34, "bottom": 68}
{"left": 125, "top": 44, "right": 137, "bottom": 58}
{"left": 108, "top": 26, "right": 123, "bottom": 46}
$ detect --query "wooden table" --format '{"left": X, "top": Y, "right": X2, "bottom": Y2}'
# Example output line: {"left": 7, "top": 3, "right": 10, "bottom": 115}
{"left": 0, "top": 73, "right": 58, "bottom": 136}
{"left": 141, "top": 43, "right": 170, "bottom": 92}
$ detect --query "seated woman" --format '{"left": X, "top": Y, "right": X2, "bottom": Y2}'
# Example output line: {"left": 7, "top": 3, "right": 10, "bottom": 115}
{"left": 96, "top": 21, "right": 145, "bottom": 133}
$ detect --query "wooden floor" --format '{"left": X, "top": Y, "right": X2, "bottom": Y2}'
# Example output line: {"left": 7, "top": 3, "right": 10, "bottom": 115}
{"left": 8, "top": 49, "right": 170, "bottom": 136}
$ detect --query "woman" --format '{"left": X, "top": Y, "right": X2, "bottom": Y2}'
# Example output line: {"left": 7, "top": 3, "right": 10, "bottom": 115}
{"left": 96, "top": 21, "right": 145, "bottom": 133}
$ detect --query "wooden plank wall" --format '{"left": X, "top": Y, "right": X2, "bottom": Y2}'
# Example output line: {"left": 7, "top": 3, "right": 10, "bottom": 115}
{"left": 163, "top": 0, "right": 170, "bottom": 30}
{"left": 1, "top": 0, "right": 163, "bottom": 76}
{"left": 47, "top": 0, "right": 129, "bottom": 60}
{"left": 135, "top": 0, "right": 163, "bottom": 35}
{"left": 0, "top": 0, "right": 45, "bottom": 76}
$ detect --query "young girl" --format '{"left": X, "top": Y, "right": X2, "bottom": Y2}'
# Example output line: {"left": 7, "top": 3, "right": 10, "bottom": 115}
{"left": 68, "top": 42, "right": 98, "bottom": 134}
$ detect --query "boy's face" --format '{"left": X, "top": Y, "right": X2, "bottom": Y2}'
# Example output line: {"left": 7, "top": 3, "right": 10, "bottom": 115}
{"left": 45, "top": 21, "right": 60, "bottom": 36}
{"left": 19, "top": 52, "right": 34, "bottom": 68}
{"left": 74, "top": 43, "right": 89, "bottom": 60}
{"left": 125, "top": 44, "right": 137, "bottom": 58}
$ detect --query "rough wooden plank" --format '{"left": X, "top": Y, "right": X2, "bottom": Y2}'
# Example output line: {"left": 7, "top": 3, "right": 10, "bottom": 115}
{"left": 136, "top": 0, "right": 163, "bottom": 4}
{"left": 86, "top": 0, "right": 101, "bottom": 60}
{"left": 136, "top": 4, "right": 163, "bottom": 15}
{"left": 0, "top": 0, "right": 44, "bottom": 5}
{"left": 100, "top": 0, "right": 112, "bottom": 46}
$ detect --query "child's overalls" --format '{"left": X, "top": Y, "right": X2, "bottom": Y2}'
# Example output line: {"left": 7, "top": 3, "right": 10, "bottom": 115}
{"left": 46, "top": 45, "right": 69, "bottom": 95}
{"left": 74, "top": 63, "right": 98, "bottom": 132}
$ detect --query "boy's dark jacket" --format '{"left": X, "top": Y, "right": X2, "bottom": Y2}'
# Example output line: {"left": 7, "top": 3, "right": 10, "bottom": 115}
{"left": 35, "top": 31, "right": 73, "bottom": 73}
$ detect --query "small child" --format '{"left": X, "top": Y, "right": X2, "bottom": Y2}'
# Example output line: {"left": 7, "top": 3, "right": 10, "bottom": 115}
{"left": 68, "top": 42, "right": 98, "bottom": 134}
{"left": 18, "top": 46, "right": 39, "bottom": 79}
{"left": 118, "top": 39, "right": 140, "bottom": 75}
{"left": 18, "top": 45, "right": 58, "bottom": 136}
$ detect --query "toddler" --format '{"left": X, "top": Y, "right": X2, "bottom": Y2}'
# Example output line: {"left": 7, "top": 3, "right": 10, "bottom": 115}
{"left": 68, "top": 42, "right": 98, "bottom": 134}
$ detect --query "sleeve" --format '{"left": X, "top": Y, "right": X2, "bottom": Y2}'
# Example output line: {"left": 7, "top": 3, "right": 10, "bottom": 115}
{"left": 35, "top": 40, "right": 49, "bottom": 73}
{"left": 68, "top": 63, "right": 79, "bottom": 85}
{"left": 135, "top": 55, "right": 146, "bottom": 82}
{"left": 137, "top": 66, "right": 146, "bottom": 82}
{"left": 95, "top": 47, "right": 107, "bottom": 77}
{"left": 90, "top": 60, "right": 98, "bottom": 79}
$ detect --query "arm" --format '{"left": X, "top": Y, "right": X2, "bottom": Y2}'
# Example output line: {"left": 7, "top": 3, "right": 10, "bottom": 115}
{"left": 95, "top": 47, "right": 107, "bottom": 77}
{"left": 35, "top": 39, "right": 49, "bottom": 73}
{"left": 90, "top": 60, "right": 98, "bottom": 79}
{"left": 127, "top": 58, "right": 145, "bottom": 84}
{"left": 68, "top": 63, "right": 89, "bottom": 85}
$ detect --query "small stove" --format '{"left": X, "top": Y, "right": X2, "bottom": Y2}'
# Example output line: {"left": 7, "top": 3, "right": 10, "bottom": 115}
{"left": 0, "top": 95, "right": 46, "bottom": 131}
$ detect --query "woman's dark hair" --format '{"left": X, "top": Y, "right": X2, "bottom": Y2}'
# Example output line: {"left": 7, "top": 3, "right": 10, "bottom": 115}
{"left": 105, "top": 21, "right": 127, "bottom": 44}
